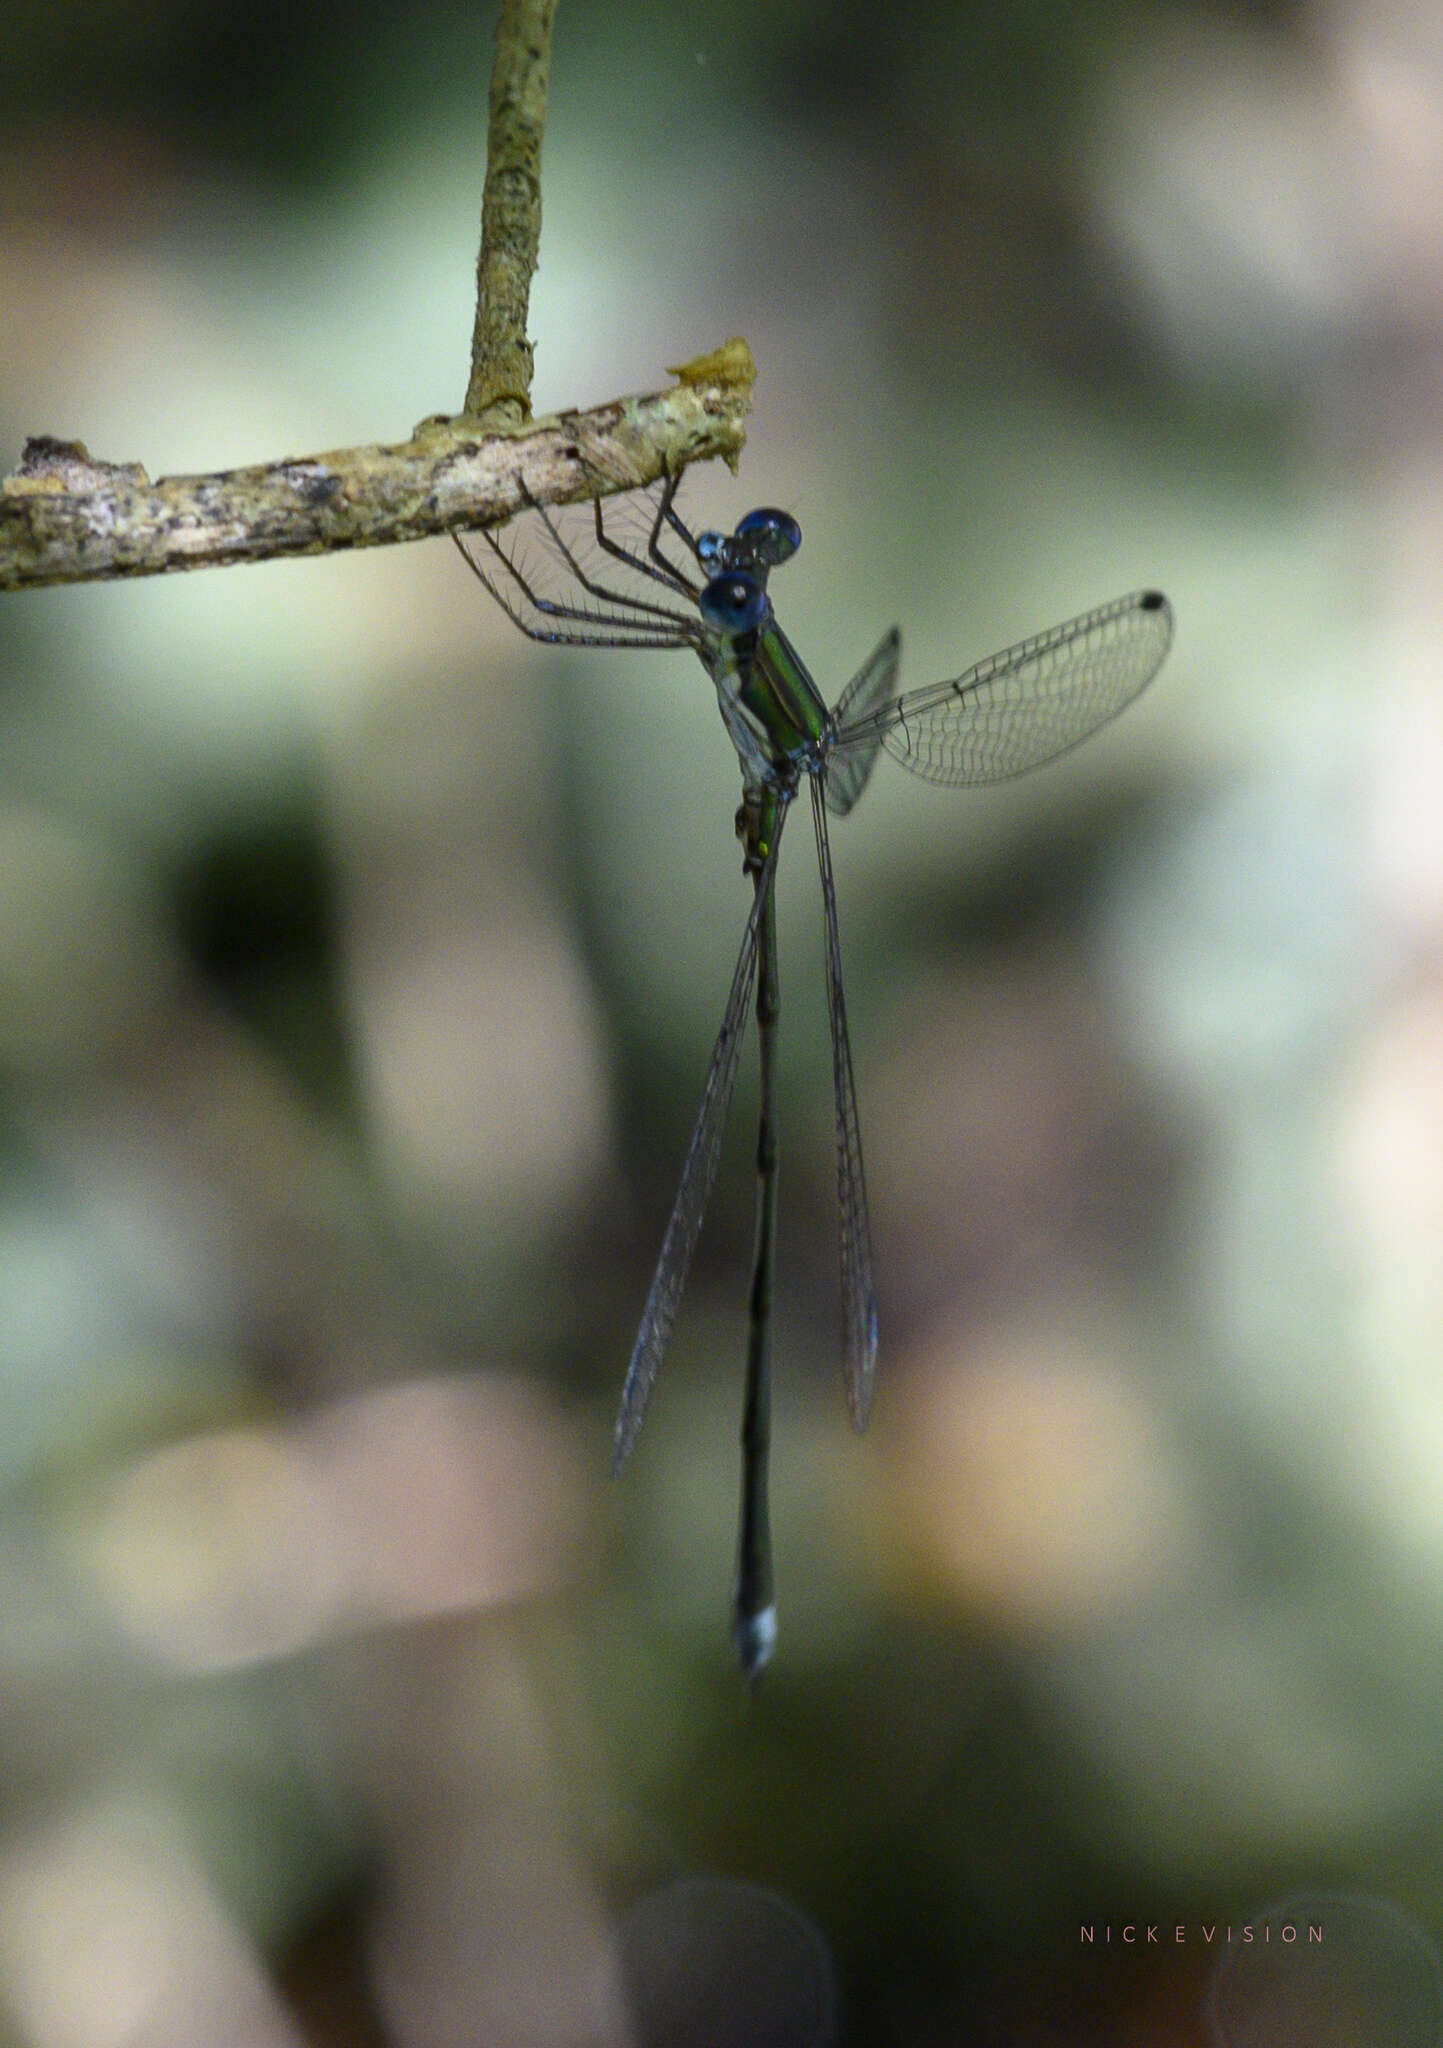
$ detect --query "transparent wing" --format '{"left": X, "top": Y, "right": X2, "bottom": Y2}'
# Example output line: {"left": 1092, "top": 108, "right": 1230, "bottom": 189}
{"left": 611, "top": 819, "right": 788, "bottom": 1473}
{"left": 810, "top": 780, "right": 878, "bottom": 1429}
{"left": 823, "top": 627, "right": 901, "bottom": 818}
{"left": 832, "top": 590, "right": 1172, "bottom": 788}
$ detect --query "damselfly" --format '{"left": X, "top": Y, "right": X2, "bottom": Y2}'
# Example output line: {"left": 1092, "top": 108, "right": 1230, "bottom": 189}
{"left": 456, "top": 475, "right": 1173, "bottom": 1678}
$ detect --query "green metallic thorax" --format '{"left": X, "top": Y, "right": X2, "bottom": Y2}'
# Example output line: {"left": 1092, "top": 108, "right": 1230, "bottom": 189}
{"left": 709, "top": 613, "right": 833, "bottom": 792}
{"left": 744, "top": 618, "right": 832, "bottom": 753}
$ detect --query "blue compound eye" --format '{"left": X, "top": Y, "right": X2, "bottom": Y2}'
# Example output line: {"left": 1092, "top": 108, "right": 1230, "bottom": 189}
{"left": 695, "top": 531, "right": 726, "bottom": 570}
{"left": 734, "top": 507, "right": 801, "bottom": 567}
{"left": 699, "top": 572, "right": 769, "bottom": 636}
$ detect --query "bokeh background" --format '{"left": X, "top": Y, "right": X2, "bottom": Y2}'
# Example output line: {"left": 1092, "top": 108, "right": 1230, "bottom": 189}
{"left": 4, "top": 0, "right": 1443, "bottom": 2042}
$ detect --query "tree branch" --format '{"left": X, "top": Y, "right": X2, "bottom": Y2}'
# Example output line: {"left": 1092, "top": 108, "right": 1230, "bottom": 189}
{"left": 466, "top": 0, "right": 556, "bottom": 421}
{"left": 0, "top": 0, "right": 757, "bottom": 595}
{"left": 0, "top": 341, "right": 755, "bottom": 592}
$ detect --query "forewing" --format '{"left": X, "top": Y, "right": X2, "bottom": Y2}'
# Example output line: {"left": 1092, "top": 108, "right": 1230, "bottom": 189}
{"left": 810, "top": 779, "right": 879, "bottom": 1428}
{"left": 610, "top": 820, "right": 787, "bottom": 1472}
{"left": 859, "top": 590, "right": 1172, "bottom": 788}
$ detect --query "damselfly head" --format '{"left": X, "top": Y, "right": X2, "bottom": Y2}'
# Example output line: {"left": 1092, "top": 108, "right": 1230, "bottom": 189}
{"left": 733, "top": 507, "right": 801, "bottom": 567}
{"left": 699, "top": 571, "right": 770, "bottom": 639}
{"left": 695, "top": 510, "right": 801, "bottom": 581}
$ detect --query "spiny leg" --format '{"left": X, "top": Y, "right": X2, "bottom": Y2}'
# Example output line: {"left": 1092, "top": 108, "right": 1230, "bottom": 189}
{"left": 664, "top": 499, "right": 706, "bottom": 566}
{"left": 587, "top": 469, "right": 702, "bottom": 600}
{"left": 454, "top": 531, "right": 636, "bottom": 646}
{"left": 453, "top": 528, "right": 693, "bottom": 649}
{"left": 518, "top": 479, "right": 699, "bottom": 628}
{"left": 560, "top": 456, "right": 700, "bottom": 600}
{"left": 657, "top": 474, "right": 709, "bottom": 582}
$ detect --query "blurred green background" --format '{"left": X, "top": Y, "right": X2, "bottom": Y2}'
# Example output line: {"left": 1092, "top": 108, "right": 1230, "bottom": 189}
{"left": 4, "top": 1, "right": 1443, "bottom": 2042}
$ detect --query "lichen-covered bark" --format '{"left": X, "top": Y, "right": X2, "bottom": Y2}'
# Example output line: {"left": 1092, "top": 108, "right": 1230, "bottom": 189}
{"left": 465, "top": 0, "right": 557, "bottom": 421}
{"left": 0, "top": 343, "right": 755, "bottom": 591}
